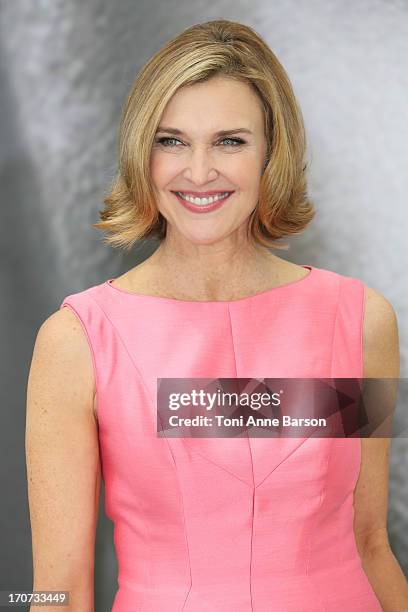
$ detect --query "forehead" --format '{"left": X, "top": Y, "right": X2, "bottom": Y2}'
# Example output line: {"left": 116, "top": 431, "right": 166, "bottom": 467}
{"left": 160, "top": 77, "right": 265, "bottom": 133}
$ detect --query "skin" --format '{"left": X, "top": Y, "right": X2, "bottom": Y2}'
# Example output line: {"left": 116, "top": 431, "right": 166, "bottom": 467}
{"left": 26, "top": 76, "right": 407, "bottom": 610}
{"left": 354, "top": 287, "right": 408, "bottom": 609}
{"left": 133, "top": 74, "right": 309, "bottom": 301}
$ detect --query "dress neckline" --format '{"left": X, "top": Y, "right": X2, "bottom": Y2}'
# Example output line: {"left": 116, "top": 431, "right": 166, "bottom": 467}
{"left": 104, "top": 265, "right": 314, "bottom": 305}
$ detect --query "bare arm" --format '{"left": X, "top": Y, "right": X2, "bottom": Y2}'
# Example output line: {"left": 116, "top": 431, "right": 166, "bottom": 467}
{"left": 353, "top": 285, "right": 408, "bottom": 611}
{"left": 26, "top": 306, "right": 100, "bottom": 611}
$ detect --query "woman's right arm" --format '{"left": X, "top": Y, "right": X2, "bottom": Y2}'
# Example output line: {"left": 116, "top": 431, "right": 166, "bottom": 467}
{"left": 26, "top": 307, "right": 101, "bottom": 612}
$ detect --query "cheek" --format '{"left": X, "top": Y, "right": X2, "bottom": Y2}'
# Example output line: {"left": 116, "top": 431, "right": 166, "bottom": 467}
{"left": 230, "top": 153, "right": 264, "bottom": 179}
{"left": 150, "top": 152, "right": 177, "bottom": 184}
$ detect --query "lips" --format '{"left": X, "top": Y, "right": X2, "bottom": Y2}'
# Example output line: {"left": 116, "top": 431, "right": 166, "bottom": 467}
{"left": 172, "top": 191, "right": 234, "bottom": 214}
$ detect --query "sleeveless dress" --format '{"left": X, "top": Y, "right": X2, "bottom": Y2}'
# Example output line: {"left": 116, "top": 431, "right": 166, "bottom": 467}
{"left": 60, "top": 265, "right": 382, "bottom": 611}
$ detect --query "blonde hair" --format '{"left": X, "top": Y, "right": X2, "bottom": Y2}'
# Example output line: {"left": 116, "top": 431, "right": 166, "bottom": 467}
{"left": 94, "top": 19, "right": 315, "bottom": 251}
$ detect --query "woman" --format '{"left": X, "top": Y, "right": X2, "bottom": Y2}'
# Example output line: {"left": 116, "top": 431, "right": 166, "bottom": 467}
{"left": 26, "top": 19, "right": 407, "bottom": 611}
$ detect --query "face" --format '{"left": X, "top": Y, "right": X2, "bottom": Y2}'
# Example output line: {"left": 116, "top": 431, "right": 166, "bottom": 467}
{"left": 150, "top": 75, "right": 268, "bottom": 246}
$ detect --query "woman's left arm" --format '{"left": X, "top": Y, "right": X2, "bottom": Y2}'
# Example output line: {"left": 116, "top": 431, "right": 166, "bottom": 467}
{"left": 353, "top": 284, "right": 408, "bottom": 611}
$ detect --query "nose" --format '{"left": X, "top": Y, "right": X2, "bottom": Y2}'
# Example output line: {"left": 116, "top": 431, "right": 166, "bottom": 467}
{"left": 182, "top": 148, "right": 219, "bottom": 184}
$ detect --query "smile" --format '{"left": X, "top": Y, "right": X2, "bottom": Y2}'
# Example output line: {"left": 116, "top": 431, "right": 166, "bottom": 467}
{"left": 172, "top": 191, "right": 234, "bottom": 214}
{"left": 176, "top": 191, "right": 231, "bottom": 205}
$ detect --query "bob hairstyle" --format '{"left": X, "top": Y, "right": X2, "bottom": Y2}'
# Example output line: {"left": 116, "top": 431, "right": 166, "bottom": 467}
{"left": 94, "top": 19, "right": 315, "bottom": 251}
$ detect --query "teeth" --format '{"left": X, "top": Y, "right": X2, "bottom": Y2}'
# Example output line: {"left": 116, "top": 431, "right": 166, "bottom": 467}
{"left": 177, "top": 192, "right": 231, "bottom": 205}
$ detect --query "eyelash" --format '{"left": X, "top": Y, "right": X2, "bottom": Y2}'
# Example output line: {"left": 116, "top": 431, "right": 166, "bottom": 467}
{"left": 154, "top": 136, "right": 246, "bottom": 148}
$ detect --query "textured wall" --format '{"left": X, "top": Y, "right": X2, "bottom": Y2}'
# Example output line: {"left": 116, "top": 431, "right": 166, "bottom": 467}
{"left": 1, "top": 1, "right": 406, "bottom": 608}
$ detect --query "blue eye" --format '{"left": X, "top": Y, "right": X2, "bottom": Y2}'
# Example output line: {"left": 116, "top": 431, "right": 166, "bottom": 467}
{"left": 220, "top": 137, "right": 245, "bottom": 146}
{"left": 155, "top": 137, "right": 182, "bottom": 147}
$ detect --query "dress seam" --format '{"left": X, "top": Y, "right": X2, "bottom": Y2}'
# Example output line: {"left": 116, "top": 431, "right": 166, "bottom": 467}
{"left": 87, "top": 292, "right": 194, "bottom": 606}
{"left": 228, "top": 303, "right": 254, "bottom": 611}
{"left": 304, "top": 439, "right": 333, "bottom": 612}
{"left": 60, "top": 300, "right": 101, "bottom": 423}
{"left": 303, "top": 274, "right": 341, "bottom": 611}
{"left": 329, "top": 274, "right": 342, "bottom": 380}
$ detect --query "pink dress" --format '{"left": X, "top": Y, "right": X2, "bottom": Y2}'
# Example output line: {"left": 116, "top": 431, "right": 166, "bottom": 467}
{"left": 60, "top": 265, "right": 382, "bottom": 611}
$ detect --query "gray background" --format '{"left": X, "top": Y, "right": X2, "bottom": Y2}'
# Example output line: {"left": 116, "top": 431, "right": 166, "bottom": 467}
{"left": 0, "top": 1, "right": 406, "bottom": 609}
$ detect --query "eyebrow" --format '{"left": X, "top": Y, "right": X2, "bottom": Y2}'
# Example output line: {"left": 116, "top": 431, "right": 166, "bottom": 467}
{"left": 156, "top": 126, "right": 253, "bottom": 137}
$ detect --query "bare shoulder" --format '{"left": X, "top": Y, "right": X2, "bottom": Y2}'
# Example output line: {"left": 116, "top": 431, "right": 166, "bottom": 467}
{"left": 362, "top": 284, "right": 400, "bottom": 379}
{"left": 26, "top": 308, "right": 100, "bottom": 602}
{"left": 353, "top": 284, "right": 400, "bottom": 556}
{"left": 29, "top": 307, "right": 96, "bottom": 421}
